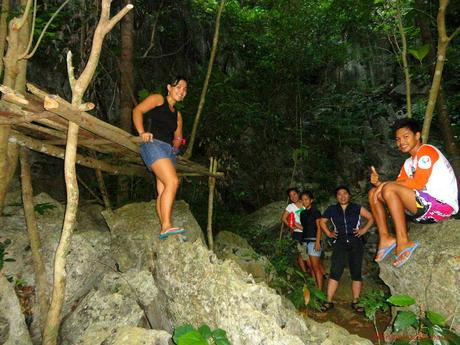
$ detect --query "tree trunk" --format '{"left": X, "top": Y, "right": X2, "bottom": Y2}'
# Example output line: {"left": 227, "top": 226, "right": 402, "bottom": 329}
{"left": 415, "top": 0, "right": 460, "bottom": 178}
{"left": 118, "top": 0, "right": 134, "bottom": 204}
{"left": 421, "top": 0, "right": 459, "bottom": 143}
{"left": 0, "top": 0, "right": 31, "bottom": 214}
{"left": 19, "top": 146, "right": 49, "bottom": 332}
{"left": 0, "top": 0, "right": 10, "bottom": 78}
{"left": 42, "top": 2, "right": 133, "bottom": 344}
{"left": 396, "top": 0, "right": 412, "bottom": 117}
{"left": 183, "top": 0, "right": 225, "bottom": 160}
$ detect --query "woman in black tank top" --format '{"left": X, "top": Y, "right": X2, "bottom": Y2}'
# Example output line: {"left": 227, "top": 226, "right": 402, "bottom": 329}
{"left": 133, "top": 77, "right": 188, "bottom": 239}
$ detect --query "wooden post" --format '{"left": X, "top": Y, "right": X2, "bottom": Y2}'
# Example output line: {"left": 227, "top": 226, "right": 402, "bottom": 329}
{"left": 19, "top": 146, "right": 49, "bottom": 332}
{"left": 207, "top": 157, "right": 218, "bottom": 250}
{"left": 92, "top": 152, "right": 112, "bottom": 210}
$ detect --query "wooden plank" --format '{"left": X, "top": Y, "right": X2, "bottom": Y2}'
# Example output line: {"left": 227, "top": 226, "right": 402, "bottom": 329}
{"left": 9, "top": 130, "right": 148, "bottom": 177}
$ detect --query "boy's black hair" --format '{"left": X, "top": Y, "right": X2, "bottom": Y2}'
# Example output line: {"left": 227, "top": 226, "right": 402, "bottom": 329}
{"left": 334, "top": 186, "right": 350, "bottom": 196}
{"left": 392, "top": 118, "right": 421, "bottom": 135}
{"left": 300, "top": 190, "right": 314, "bottom": 199}
{"left": 286, "top": 187, "right": 299, "bottom": 196}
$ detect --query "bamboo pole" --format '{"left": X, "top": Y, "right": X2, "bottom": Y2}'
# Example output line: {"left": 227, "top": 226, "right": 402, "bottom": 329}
{"left": 19, "top": 146, "right": 49, "bottom": 332}
{"left": 207, "top": 157, "right": 218, "bottom": 250}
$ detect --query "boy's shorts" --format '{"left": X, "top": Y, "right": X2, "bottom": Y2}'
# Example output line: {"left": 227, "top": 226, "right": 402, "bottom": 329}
{"left": 306, "top": 240, "right": 322, "bottom": 257}
{"left": 140, "top": 139, "right": 176, "bottom": 169}
{"left": 407, "top": 190, "right": 455, "bottom": 224}
{"left": 296, "top": 242, "right": 308, "bottom": 260}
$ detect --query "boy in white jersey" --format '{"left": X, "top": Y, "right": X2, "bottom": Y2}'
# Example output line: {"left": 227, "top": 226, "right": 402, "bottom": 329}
{"left": 368, "top": 118, "right": 458, "bottom": 267}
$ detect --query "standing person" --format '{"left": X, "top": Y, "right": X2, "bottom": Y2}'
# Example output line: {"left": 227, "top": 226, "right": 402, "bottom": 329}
{"left": 281, "top": 188, "right": 310, "bottom": 274}
{"left": 133, "top": 76, "right": 188, "bottom": 240}
{"left": 320, "top": 186, "right": 374, "bottom": 312}
{"left": 369, "top": 118, "right": 458, "bottom": 267}
{"left": 299, "top": 191, "right": 324, "bottom": 289}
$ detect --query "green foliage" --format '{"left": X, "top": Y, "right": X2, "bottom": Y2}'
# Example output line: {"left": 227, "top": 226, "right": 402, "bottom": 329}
{"left": 409, "top": 44, "right": 430, "bottom": 63}
{"left": 34, "top": 202, "right": 57, "bottom": 215}
{"left": 386, "top": 294, "right": 460, "bottom": 344}
{"left": 387, "top": 294, "right": 416, "bottom": 307}
{"left": 172, "top": 324, "right": 231, "bottom": 345}
{"left": 357, "top": 290, "right": 390, "bottom": 321}
{"left": 0, "top": 239, "right": 15, "bottom": 272}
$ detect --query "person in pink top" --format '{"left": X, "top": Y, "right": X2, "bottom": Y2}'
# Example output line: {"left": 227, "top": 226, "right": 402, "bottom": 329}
{"left": 369, "top": 118, "right": 458, "bottom": 267}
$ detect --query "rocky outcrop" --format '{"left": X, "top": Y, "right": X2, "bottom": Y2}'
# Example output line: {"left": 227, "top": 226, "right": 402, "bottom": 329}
{"left": 60, "top": 270, "right": 159, "bottom": 345}
{"left": 238, "top": 200, "right": 288, "bottom": 251}
{"left": 0, "top": 277, "right": 33, "bottom": 345}
{"left": 378, "top": 219, "right": 460, "bottom": 332}
{"left": 155, "top": 239, "right": 371, "bottom": 345}
{"left": 214, "top": 230, "right": 275, "bottom": 283}
{"left": 102, "top": 200, "right": 204, "bottom": 272}
{"left": 100, "top": 326, "right": 171, "bottom": 345}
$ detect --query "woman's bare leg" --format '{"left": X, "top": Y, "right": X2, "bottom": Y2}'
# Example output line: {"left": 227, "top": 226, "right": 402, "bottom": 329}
{"left": 155, "top": 178, "right": 165, "bottom": 224}
{"left": 310, "top": 256, "right": 324, "bottom": 290}
{"left": 151, "top": 158, "right": 179, "bottom": 231}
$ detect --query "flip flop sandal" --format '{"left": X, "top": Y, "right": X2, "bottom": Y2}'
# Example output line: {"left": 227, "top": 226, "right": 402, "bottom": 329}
{"left": 393, "top": 241, "right": 420, "bottom": 268}
{"left": 159, "top": 227, "right": 186, "bottom": 240}
{"left": 374, "top": 242, "right": 396, "bottom": 263}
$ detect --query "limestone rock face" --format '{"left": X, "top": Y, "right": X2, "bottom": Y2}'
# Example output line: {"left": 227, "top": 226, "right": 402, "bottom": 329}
{"left": 214, "top": 230, "right": 275, "bottom": 283}
{"left": 100, "top": 326, "right": 171, "bottom": 345}
{"left": 102, "top": 200, "right": 204, "bottom": 272}
{"left": 241, "top": 201, "right": 287, "bottom": 244}
{"left": 155, "top": 239, "right": 372, "bottom": 345}
{"left": 378, "top": 219, "right": 460, "bottom": 332}
{"left": 60, "top": 270, "right": 159, "bottom": 345}
{"left": 0, "top": 277, "right": 33, "bottom": 345}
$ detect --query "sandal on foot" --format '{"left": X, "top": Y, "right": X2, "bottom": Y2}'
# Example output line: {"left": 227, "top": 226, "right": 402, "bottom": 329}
{"left": 393, "top": 241, "right": 420, "bottom": 268}
{"left": 374, "top": 242, "right": 396, "bottom": 263}
{"left": 321, "top": 302, "right": 334, "bottom": 311}
{"left": 351, "top": 302, "right": 364, "bottom": 313}
{"left": 159, "top": 227, "right": 186, "bottom": 240}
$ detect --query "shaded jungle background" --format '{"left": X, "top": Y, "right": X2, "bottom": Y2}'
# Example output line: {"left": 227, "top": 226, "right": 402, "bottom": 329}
{"left": 6, "top": 0, "right": 460, "bottom": 229}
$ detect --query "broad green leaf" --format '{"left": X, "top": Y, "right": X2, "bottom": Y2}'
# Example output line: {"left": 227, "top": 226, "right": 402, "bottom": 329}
{"left": 387, "top": 294, "right": 416, "bottom": 307}
{"left": 177, "top": 330, "right": 207, "bottom": 345}
{"left": 394, "top": 311, "right": 417, "bottom": 332}
{"left": 198, "top": 324, "right": 212, "bottom": 339}
{"left": 443, "top": 329, "right": 460, "bottom": 344}
{"left": 212, "top": 328, "right": 229, "bottom": 341}
{"left": 215, "top": 339, "right": 232, "bottom": 345}
{"left": 409, "top": 44, "right": 430, "bottom": 63}
{"left": 173, "top": 324, "right": 195, "bottom": 343}
{"left": 426, "top": 311, "right": 446, "bottom": 326}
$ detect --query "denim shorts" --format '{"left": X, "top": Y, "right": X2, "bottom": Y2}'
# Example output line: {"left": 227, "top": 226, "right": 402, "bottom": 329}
{"left": 140, "top": 139, "right": 176, "bottom": 169}
{"left": 305, "top": 238, "right": 322, "bottom": 257}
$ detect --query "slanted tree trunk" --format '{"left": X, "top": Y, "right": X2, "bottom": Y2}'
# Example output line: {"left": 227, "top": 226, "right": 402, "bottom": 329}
{"left": 421, "top": 0, "right": 460, "bottom": 143}
{"left": 19, "top": 147, "right": 49, "bottom": 332}
{"left": 395, "top": 0, "right": 411, "bottom": 117}
{"left": 184, "top": 0, "right": 225, "bottom": 160}
{"left": 42, "top": 2, "right": 133, "bottom": 344}
{"left": 415, "top": 0, "right": 460, "bottom": 178}
{"left": 117, "top": 0, "right": 134, "bottom": 204}
{"left": 0, "top": 0, "right": 32, "bottom": 215}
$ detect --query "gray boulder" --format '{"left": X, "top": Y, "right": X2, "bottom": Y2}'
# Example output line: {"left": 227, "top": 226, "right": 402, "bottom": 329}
{"left": 102, "top": 200, "right": 204, "bottom": 272}
{"left": 378, "top": 219, "right": 460, "bottom": 332}
{"left": 100, "top": 326, "right": 171, "bottom": 345}
{"left": 214, "top": 230, "right": 275, "bottom": 283}
{"left": 238, "top": 200, "right": 287, "bottom": 248}
{"left": 0, "top": 276, "right": 33, "bottom": 345}
{"left": 60, "top": 270, "right": 159, "bottom": 345}
{"left": 154, "top": 239, "right": 371, "bottom": 345}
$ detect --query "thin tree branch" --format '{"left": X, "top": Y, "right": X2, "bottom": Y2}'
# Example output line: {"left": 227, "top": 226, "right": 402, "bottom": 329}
{"left": 141, "top": 1, "right": 163, "bottom": 58}
{"left": 15, "top": 0, "right": 33, "bottom": 30}
{"left": 20, "top": 0, "right": 71, "bottom": 60}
